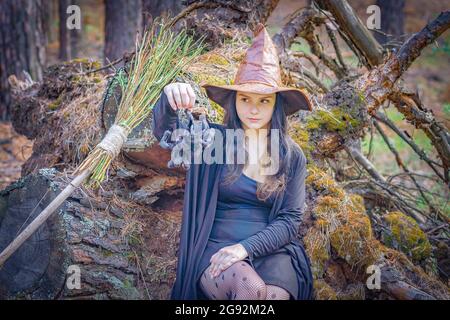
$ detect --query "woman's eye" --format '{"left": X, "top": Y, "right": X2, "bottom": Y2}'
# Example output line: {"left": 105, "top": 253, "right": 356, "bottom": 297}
{"left": 241, "top": 98, "right": 249, "bottom": 103}
{"left": 261, "top": 99, "right": 269, "bottom": 103}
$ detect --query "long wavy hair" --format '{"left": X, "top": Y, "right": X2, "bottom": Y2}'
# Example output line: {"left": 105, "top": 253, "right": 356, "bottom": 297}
{"left": 220, "top": 90, "right": 297, "bottom": 201}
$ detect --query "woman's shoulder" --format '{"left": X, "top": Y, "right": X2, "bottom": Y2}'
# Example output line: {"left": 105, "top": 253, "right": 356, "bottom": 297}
{"left": 290, "top": 142, "right": 307, "bottom": 166}
{"left": 288, "top": 143, "right": 307, "bottom": 178}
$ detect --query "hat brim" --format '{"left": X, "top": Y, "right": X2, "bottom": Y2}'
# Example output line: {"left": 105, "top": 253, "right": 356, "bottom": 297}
{"left": 201, "top": 82, "right": 312, "bottom": 115}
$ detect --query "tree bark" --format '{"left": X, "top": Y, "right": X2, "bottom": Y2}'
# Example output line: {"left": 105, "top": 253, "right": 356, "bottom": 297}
{"left": 0, "top": 0, "right": 47, "bottom": 121}
{"left": 141, "top": 0, "right": 183, "bottom": 30}
{"left": 316, "top": 0, "right": 384, "bottom": 67}
{"left": 374, "top": 0, "right": 405, "bottom": 46}
{"left": 104, "top": 0, "right": 142, "bottom": 67}
{"left": 173, "top": 0, "right": 280, "bottom": 49}
{"left": 0, "top": 170, "right": 181, "bottom": 299}
{"left": 59, "top": 0, "right": 71, "bottom": 60}
{"left": 44, "top": 0, "right": 58, "bottom": 44}
{"left": 60, "top": 0, "right": 82, "bottom": 60}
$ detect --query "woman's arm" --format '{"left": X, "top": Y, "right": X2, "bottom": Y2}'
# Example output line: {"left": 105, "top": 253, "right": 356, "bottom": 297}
{"left": 152, "top": 82, "right": 196, "bottom": 141}
{"left": 238, "top": 149, "right": 308, "bottom": 260}
{"left": 151, "top": 90, "right": 178, "bottom": 141}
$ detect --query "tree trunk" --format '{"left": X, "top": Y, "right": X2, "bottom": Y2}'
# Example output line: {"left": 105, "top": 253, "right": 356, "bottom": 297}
{"left": 44, "top": 0, "right": 58, "bottom": 44}
{"left": 0, "top": 0, "right": 47, "bottom": 121}
{"left": 59, "top": 0, "right": 82, "bottom": 61}
{"left": 59, "top": 0, "right": 71, "bottom": 60}
{"left": 104, "top": 0, "right": 142, "bottom": 67}
{"left": 70, "top": 14, "right": 81, "bottom": 59}
{"left": 374, "top": 0, "right": 405, "bottom": 46}
{"left": 0, "top": 169, "right": 181, "bottom": 299}
{"left": 172, "top": 0, "right": 280, "bottom": 49}
{"left": 141, "top": 0, "right": 183, "bottom": 30}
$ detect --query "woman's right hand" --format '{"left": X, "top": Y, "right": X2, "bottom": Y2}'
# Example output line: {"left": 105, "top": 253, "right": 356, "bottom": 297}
{"left": 163, "top": 82, "right": 196, "bottom": 112}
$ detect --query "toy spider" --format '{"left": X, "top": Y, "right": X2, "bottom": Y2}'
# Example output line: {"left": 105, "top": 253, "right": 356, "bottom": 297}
{"left": 159, "top": 108, "right": 215, "bottom": 170}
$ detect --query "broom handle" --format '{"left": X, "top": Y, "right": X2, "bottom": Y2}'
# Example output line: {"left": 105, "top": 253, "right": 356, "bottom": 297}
{"left": 0, "top": 169, "right": 92, "bottom": 267}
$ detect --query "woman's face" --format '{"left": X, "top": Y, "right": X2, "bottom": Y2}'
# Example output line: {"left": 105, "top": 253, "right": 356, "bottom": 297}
{"left": 235, "top": 91, "right": 276, "bottom": 130}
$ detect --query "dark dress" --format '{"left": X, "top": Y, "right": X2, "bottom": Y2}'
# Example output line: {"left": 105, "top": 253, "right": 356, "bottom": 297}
{"left": 197, "top": 165, "right": 300, "bottom": 299}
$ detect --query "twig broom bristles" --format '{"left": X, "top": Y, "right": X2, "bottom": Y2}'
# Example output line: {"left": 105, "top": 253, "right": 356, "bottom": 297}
{"left": 74, "top": 20, "right": 204, "bottom": 188}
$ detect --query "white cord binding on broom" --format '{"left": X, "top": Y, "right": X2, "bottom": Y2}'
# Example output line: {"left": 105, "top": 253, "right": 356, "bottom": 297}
{"left": 98, "top": 124, "right": 131, "bottom": 157}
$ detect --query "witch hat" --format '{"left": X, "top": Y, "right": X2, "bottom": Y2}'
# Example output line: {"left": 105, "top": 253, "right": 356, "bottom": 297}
{"left": 201, "top": 23, "right": 312, "bottom": 115}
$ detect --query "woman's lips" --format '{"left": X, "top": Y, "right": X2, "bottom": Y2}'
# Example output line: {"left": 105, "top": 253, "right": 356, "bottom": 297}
{"left": 248, "top": 118, "right": 260, "bottom": 122}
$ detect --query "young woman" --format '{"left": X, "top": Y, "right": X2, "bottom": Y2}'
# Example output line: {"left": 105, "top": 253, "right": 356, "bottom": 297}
{"left": 152, "top": 24, "right": 314, "bottom": 300}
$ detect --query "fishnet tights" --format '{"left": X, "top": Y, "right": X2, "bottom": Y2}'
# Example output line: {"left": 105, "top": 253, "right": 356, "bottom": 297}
{"left": 199, "top": 261, "right": 290, "bottom": 300}
{"left": 266, "top": 284, "right": 290, "bottom": 300}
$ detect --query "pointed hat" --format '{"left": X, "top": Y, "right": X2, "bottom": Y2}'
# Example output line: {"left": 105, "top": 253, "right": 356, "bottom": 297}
{"left": 200, "top": 23, "right": 312, "bottom": 115}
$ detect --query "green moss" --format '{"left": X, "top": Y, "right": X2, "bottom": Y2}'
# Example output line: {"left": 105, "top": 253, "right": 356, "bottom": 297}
{"left": 198, "top": 52, "right": 230, "bottom": 66}
{"left": 71, "top": 73, "right": 104, "bottom": 85}
{"left": 337, "top": 283, "right": 366, "bottom": 300}
{"left": 192, "top": 73, "right": 229, "bottom": 87}
{"left": 328, "top": 197, "right": 378, "bottom": 269}
{"left": 357, "top": 90, "right": 366, "bottom": 105}
{"left": 48, "top": 95, "right": 63, "bottom": 110}
{"left": 101, "top": 247, "right": 114, "bottom": 258}
{"left": 349, "top": 194, "right": 366, "bottom": 213}
{"left": 382, "top": 211, "right": 432, "bottom": 262}
{"left": 315, "top": 195, "right": 344, "bottom": 215}
{"left": 191, "top": 73, "right": 229, "bottom": 124}
{"left": 305, "top": 165, "right": 345, "bottom": 198}
{"left": 66, "top": 58, "right": 102, "bottom": 70}
{"left": 232, "top": 51, "right": 246, "bottom": 62}
{"left": 224, "top": 35, "right": 252, "bottom": 46}
{"left": 71, "top": 75, "right": 82, "bottom": 83}
{"left": 98, "top": 273, "right": 141, "bottom": 299}
{"left": 330, "top": 222, "right": 376, "bottom": 268}
{"left": 127, "top": 233, "right": 142, "bottom": 247}
{"left": 304, "top": 227, "right": 330, "bottom": 279}
{"left": 314, "top": 279, "right": 337, "bottom": 300}
{"left": 306, "top": 108, "right": 360, "bottom": 132}
{"left": 305, "top": 166, "right": 383, "bottom": 274}
{"left": 311, "top": 191, "right": 379, "bottom": 270}
{"left": 289, "top": 122, "right": 313, "bottom": 161}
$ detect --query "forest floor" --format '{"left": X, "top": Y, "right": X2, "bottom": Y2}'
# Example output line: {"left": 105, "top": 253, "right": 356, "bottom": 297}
{"left": 0, "top": 122, "right": 32, "bottom": 189}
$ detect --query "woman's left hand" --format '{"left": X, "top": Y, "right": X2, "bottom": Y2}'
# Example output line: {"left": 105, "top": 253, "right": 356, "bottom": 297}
{"left": 209, "top": 244, "right": 248, "bottom": 278}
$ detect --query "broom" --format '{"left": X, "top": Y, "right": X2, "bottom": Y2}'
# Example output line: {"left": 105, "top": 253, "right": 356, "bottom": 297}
{"left": 0, "top": 19, "right": 205, "bottom": 267}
